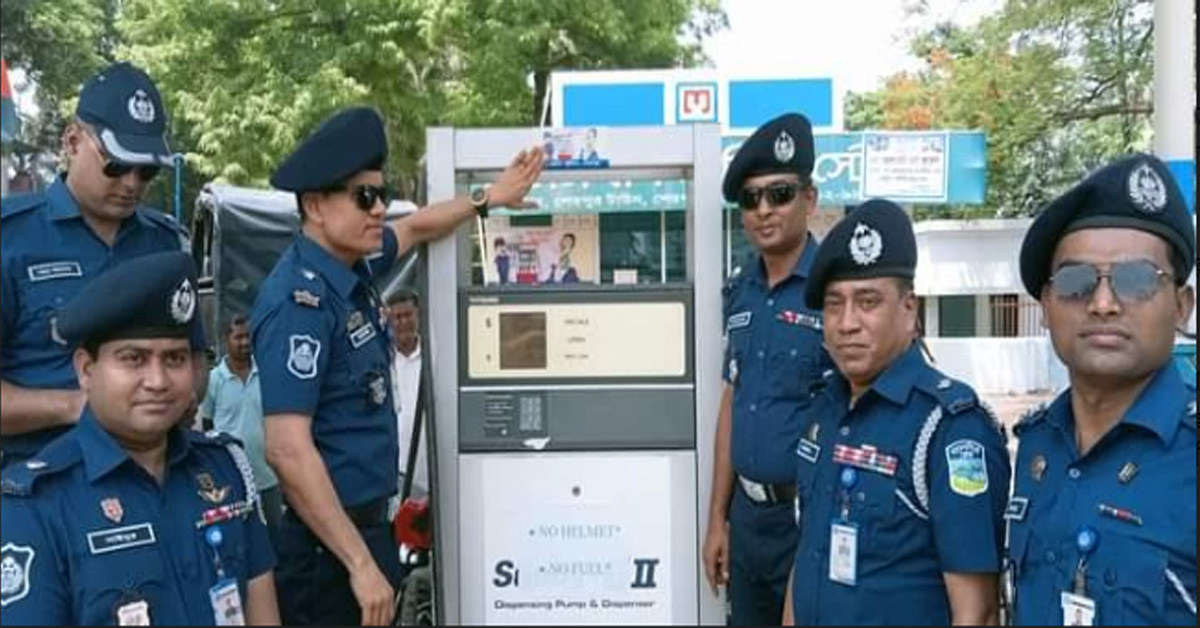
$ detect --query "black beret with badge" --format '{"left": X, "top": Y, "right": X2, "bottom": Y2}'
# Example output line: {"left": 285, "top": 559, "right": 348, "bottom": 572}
{"left": 270, "top": 106, "right": 388, "bottom": 193}
{"left": 722, "top": 113, "right": 815, "bottom": 203}
{"left": 804, "top": 199, "right": 918, "bottom": 309}
{"left": 1019, "top": 153, "right": 1196, "bottom": 298}
{"left": 58, "top": 251, "right": 199, "bottom": 345}
{"left": 75, "top": 61, "right": 174, "bottom": 167}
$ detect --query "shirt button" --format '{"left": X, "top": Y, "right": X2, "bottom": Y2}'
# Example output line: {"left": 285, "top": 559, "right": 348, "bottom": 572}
{"left": 758, "top": 350, "right": 765, "bottom": 359}
{"left": 749, "top": 404, "right": 758, "bottom": 412}
{"left": 840, "top": 426, "right": 851, "bottom": 437}
{"left": 1068, "top": 468, "right": 1082, "bottom": 480}
{"left": 1045, "top": 551, "right": 1058, "bottom": 565}
{"left": 767, "top": 299, "right": 775, "bottom": 307}
{"left": 856, "top": 492, "right": 866, "bottom": 503}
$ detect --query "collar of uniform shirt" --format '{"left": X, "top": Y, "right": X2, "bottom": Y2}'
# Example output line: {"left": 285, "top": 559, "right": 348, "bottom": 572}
{"left": 1049, "top": 362, "right": 1191, "bottom": 447}
{"left": 829, "top": 342, "right": 925, "bottom": 409}
{"left": 77, "top": 409, "right": 191, "bottom": 484}
{"left": 746, "top": 233, "right": 820, "bottom": 288}
{"left": 294, "top": 232, "right": 365, "bottom": 298}
{"left": 46, "top": 177, "right": 155, "bottom": 235}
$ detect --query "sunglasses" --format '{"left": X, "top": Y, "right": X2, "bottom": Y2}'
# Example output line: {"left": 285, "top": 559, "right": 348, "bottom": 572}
{"left": 83, "top": 132, "right": 161, "bottom": 182}
{"left": 335, "top": 184, "right": 391, "bottom": 212}
{"left": 1048, "top": 260, "right": 1173, "bottom": 303}
{"left": 738, "top": 181, "right": 805, "bottom": 210}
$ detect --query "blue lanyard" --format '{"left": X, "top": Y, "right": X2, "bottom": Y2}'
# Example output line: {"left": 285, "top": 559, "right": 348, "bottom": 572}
{"left": 839, "top": 467, "right": 858, "bottom": 522}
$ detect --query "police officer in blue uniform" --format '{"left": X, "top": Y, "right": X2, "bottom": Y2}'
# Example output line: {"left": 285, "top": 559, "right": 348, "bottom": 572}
{"left": 253, "top": 106, "right": 542, "bottom": 626}
{"left": 703, "top": 113, "right": 833, "bottom": 625}
{"left": 0, "top": 251, "right": 278, "bottom": 625}
{"left": 1, "top": 62, "right": 206, "bottom": 471}
{"left": 1009, "top": 154, "right": 1196, "bottom": 626}
{"left": 784, "top": 199, "right": 1010, "bottom": 625}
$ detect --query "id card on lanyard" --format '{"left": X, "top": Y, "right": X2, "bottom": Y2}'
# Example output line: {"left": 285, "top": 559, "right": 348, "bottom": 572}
{"left": 204, "top": 526, "right": 247, "bottom": 626}
{"left": 829, "top": 467, "right": 859, "bottom": 587}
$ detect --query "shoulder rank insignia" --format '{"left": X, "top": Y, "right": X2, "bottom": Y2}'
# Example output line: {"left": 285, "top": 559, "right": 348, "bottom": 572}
{"left": 293, "top": 290, "right": 321, "bottom": 308}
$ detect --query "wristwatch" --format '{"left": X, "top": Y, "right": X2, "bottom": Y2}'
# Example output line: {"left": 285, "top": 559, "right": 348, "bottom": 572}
{"left": 470, "top": 187, "right": 490, "bottom": 219}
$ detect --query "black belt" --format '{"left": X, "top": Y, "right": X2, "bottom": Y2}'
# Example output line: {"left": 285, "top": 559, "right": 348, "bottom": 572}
{"left": 284, "top": 499, "right": 391, "bottom": 528}
{"left": 344, "top": 499, "right": 391, "bottom": 527}
{"left": 737, "top": 475, "right": 797, "bottom": 506}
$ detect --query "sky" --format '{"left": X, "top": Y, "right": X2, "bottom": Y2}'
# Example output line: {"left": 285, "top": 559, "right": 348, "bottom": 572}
{"left": 706, "top": 0, "right": 1004, "bottom": 94}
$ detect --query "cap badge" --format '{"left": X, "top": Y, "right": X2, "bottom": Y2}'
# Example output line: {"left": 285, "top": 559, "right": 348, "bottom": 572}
{"left": 170, "top": 278, "right": 196, "bottom": 324}
{"left": 774, "top": 131, "right": 795, "bottom": 164}
{"left": 127, "top": 89, "right": 157, "bottom": 124}
{"left": 1127, "top": 162, "right": 1167, "bottom": 214}
{"left": 849, "top": 223, "right": 884, "bottom": 266}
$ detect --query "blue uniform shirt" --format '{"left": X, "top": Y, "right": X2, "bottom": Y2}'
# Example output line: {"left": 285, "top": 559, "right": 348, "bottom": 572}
{"left": 1010, "top": 364, "right": 1196, "bottom": 626}
{"left": 723, "top": 236, "right": 831, "bottom": 484}
{"left": 251, "top": 230, "right": 398, "bottom": 508}
{"left": 0, "top": 179, "right": 204, "bottom": 458}
{"left": 790, "top": 344, "right": 1011, "bottom": 625}
{"left": 0, "top": 411, "right": 274, "bottom": 625}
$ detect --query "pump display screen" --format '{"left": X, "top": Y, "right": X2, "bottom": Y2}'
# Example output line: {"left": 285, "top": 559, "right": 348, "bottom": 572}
{"left": 467, "top": 301, "right": 687, "bottom": 379}
{"left": 499, "top": 312, "right": 548, "bottom": 370}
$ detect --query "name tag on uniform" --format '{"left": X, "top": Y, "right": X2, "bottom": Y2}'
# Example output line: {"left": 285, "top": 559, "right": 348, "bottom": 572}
{"left": 87, "top": 523, "right": 156, "bottom": 555}
{"left": 349, "top": 323, "right": 377, "bottom": 349}
{"left": 27, "top": 261, "right": 83, "bottom": 282}
{"left": 797, "top": 439, "right": 821, "bottom": 464}
{"left": 210, "top": 578, "right": 247, "bottom": 626}
{"left": 829, "top": 522, "right": 858, "bottom": 587}
{"left": 726, "top": 311, "right": 752, "bottom": 332}
{"left": 1061, "top": 591, "right": 1096, "bottom": 626}
{"left": 1005, "top": 496, "right": 1030, "bottom": 522}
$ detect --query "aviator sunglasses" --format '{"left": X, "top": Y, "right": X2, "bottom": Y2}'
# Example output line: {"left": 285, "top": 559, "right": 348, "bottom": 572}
{"left": 83, "top": 132, "right": 161, "bottom": 182}
{"left": 738, "top": 181, "right": 805, "bottom": 210}
{"left": 1048, "top": 260, "right": 1173, "bottom": 303}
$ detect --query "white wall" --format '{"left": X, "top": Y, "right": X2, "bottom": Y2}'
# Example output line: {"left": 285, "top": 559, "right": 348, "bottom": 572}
{"left": 927, "top": 337, "right": 1069, "bottom": 395}
{"left": 915, "top": 219, "right": 1032, "bottom": 297}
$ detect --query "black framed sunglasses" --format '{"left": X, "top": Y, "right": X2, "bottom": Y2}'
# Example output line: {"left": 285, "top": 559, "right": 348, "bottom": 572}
{"left": 738, "top": 181, "right": 805, "bottom": 210}
{"left": 83, "top": 132, "right": 161, "bottom": 182}
{"left": 335, "top": 184, "right": 391, "bottom": 212}
{"left": 1048, "top": 260, "right": 1173, "bottom": 303}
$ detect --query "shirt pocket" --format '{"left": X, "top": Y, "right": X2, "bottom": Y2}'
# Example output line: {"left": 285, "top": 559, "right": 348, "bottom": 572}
{"left": 767, "top": 328, "right": 822, "bottom": 401}
{"left": 19, "top": 275, "right": 84, "bottom": 339}
{"left": 78, "top": 548, "right": 166, "bottom": 624}
{"left": 854, "top": 471, "right": 898, "bottom": 535}
{"left": 1096, "top": 531, "right": 1167, "bottom": 624}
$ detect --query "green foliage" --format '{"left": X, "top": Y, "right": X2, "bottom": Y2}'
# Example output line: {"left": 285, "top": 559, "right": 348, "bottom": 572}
{"left": 4, "top": 0, "right": 723, "bottom": 214}
{"left": 846, "top": 0, "right": 1156, "bottom": 217}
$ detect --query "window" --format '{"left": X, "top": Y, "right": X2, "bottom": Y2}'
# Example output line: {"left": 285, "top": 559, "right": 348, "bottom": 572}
{"left": 939, "top": 295, "right": 976, "bottom": 338}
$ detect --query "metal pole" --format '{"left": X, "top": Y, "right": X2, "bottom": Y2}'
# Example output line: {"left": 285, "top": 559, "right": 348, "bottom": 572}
{"left": 173, "top": 153, "right": 184, "bottom": 223}
{"left": 1153, "top": 1, "right": 1195, "bottom": 334}
{"left": 1154, "top": 0, "right": 1195, "bottom": 209}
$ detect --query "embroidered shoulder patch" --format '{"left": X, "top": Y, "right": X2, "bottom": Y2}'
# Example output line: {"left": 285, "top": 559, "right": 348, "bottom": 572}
{"left": 946, "top": 439, "right": 989, "bottom": 498}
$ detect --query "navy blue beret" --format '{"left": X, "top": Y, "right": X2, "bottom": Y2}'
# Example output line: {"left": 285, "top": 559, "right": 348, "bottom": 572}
{"left": 805, "top": 199, "right": 918, "bottom": 309}
{"left": 270, "top": 106, "right": 388, "bottom": 192}
{"left": 723, "top": 113, "right": 815, "bottom": 202}
{"left": 59, "top": 251, "right": 199, "bottom": 345}
{"left": 76, "top": 62, "right": 173, "bottom": 167}
{"left": 1019, "top": 154, "right": 1196, "bottom": 297}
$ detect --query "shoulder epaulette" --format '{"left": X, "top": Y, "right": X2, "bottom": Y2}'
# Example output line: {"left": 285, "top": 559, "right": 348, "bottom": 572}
{"left": 1014, "top": 402, "right": 1051, "bottom": 437}
{"left": 0, "top": 193, "right": 47, "bottom": 221}
{"left": 1, "top": 438, "right": 82, "bottom": 497}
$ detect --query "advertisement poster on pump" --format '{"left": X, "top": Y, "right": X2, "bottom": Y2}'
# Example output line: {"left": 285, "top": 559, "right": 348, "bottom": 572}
{"left": 483, "top": 215, "right": 600, "bottom": 286}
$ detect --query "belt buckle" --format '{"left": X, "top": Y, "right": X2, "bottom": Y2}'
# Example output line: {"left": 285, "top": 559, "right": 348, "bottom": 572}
{"left": 739, "top": 476, "right": 769, "bottom": 504}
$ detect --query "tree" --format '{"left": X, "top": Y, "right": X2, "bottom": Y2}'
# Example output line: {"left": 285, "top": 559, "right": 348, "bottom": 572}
{"left": 119, "top": 0, "right": 726, "bottom": 199}
{"left": 847, "top": 0, "right": 1156, "bottom": 217}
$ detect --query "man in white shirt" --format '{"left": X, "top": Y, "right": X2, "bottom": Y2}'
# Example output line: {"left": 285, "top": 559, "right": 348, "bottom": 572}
{"left": 388, "top": 289, "right": 427, "bottom": 502}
